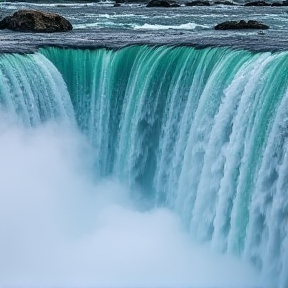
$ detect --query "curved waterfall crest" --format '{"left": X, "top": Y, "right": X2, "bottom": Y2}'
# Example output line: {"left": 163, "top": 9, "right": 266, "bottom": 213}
{"left": 0, "top": 52, "right": 74, "bottom": 126}
{"left": 1, "top": 45, "right": 288, "bottom": 286}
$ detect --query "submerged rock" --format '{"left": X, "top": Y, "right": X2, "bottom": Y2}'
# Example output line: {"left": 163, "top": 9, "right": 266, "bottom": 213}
{"left": 214, "top": 0, "right": 236, "bottom": 5}
{"left": 0, "top": 9, "right": 73, "bottom": 32}
{"left": 215, "top": 20, "right": 269, "bottom": 30}
{"left": 146, "top": 0, "right": 180, "bottom": 7}
{"left": 244, "top": 1, "right": 270, "bottom": 5}
{"left": 185, "top": 0, "right": 211, "bottom": 5}
{"left": 146, "top": 0, "right": 172, "bottom": 6}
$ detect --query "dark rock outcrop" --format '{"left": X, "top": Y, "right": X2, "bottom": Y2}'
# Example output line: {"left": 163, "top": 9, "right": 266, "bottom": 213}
{"left": 146, "top": 0, "right": 171, "bottom": 6}
{"left": 215, "top": 20, "right": 269, "bottom": 30}
{"left": 244, "top": 1, "right": 270, "bottom": 5}
{"left": 0, "top": 10, "right": 73, "bottom": 32}
{"left": 214, "top": 0, "right": 236, "bottom": 4}
{"left": 185, "top": 0, "right": 211, "bottom": 5}
{"left": 245, "top": 1, "right": 288, "bottom": 6}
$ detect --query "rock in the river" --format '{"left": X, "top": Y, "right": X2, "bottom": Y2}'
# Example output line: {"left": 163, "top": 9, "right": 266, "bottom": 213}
{"left": 146, "top": 0, "right": 181, "bottom": 6}
{"left": 185, "top": 0, "right": 211, "bottom": 5}
{"left": 214, "top": 0, "right": 236, "bottom": 5}
{"left": 0, "top": 10, "right": 73, "bottom": 32}
{"left": 244, "top": 1, "right": 271, "bottom": 5}
{"left": 215, "top": 20, "right": 269, "bottom": 29}
{"left": 146, "top": 0, "right": 172, "bottom": 6}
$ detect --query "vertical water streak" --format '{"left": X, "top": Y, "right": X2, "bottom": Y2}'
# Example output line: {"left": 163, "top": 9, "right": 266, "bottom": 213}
{"left": 153, "top": 47, "right": 197, "bottom": 205}
{"left": 0, "top": 53, "right": 73, "bottom": 125}
{"left": 243, "top": 52, "right": 288, "bottom": 280}
{"left": 208, "top": 52, "right": 276, "bottom": 253}
{"left": 226, "top": 52, "right": 287, "bottom": 255}
{"left": 188, "top": 50, "right": 252, "bottom": 242}
{"left": 114, "top": 46, "right": 180, "bottom": 193}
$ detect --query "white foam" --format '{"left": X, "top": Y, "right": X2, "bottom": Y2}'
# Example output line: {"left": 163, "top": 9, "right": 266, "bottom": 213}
{"left": 0, "top": 116, "right": 268, "bottom": 288}
{"left": 135, "top": 22, "right": 210, "bottom": 30}
{"left": 74, "top": 21, "right": 133, "bottom": 29}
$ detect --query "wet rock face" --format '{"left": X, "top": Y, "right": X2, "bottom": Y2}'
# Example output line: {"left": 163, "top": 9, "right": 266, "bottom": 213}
{"left": 185, "top": 0, "right": 211, "bottom": 5}
{"left": 146, "top": 0, "right": 172, "bottom": 7}
{"left": 0, "top": 10, "right": 73, "bottom": 32}
{"left": 244, "top": 1, "right": 270, "bottom": 6}
{"left": 214, "top": 1, "right": 236, "bottom": 5}
{"left": 244, "top": 0, "right": 288, "bottom": 5}
{"left": 215, "top": 20, "right": 269, "bottom": 30}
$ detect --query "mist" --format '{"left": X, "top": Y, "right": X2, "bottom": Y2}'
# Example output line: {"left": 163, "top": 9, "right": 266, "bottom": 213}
{"left": 0, "top": 116, "right": 270, "bottom": 288}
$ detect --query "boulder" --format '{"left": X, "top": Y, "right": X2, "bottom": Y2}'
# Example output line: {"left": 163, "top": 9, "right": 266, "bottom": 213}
{"left": 215, "top": 20, "right": 269, "bottom": 29}
{"left": 185, "top": 0, "right": 211, "bottom": 5}
{"left": 0, "top": 10, "right": 72, "bottom": 32}
{"left": 271, "top": 2, "right": 282, "bottom": 5}
{"left": 214, "top": 0, "right": 236, "bottom": 4}
{"left": 146, "top": 0, "right": 172, "bottom": 6}
{"left": 244, "top": 1, "right": 271, "bottom": 5}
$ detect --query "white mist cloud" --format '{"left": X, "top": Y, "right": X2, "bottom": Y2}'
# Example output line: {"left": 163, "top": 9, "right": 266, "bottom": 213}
{"left": 0, "top": 116, "right": 272, "bottom": 288}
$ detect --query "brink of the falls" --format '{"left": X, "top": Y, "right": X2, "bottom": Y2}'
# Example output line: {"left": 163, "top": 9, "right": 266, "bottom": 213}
{"left": 1, "top": 45, "right": 288, "bottom": 287}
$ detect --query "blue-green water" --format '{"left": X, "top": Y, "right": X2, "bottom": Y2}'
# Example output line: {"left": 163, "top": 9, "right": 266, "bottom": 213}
{"left": 0, "top": 45, "right": 288, "bottom": 286}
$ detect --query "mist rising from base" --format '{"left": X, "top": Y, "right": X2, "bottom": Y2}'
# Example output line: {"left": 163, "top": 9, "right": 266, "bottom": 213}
{"left": 0, "top": 117, "right": 270, "bottom": 288}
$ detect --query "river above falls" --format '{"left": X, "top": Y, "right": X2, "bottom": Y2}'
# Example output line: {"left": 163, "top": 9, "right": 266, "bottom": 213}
{"left": 0, "top": 1, "right": 288, "bottom": 53}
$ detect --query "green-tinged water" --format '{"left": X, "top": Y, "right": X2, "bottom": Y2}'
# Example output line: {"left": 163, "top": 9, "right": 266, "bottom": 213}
{"left": 1, "top": 45, "right": 288, "bottom": 286}
{"left": 0, "top": 53, "right": 74, "bottom": 125}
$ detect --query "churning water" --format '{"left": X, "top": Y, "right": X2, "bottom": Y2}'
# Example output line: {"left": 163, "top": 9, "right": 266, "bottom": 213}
{"left": 0, "top": 34, "right": 287, "bottom": 288}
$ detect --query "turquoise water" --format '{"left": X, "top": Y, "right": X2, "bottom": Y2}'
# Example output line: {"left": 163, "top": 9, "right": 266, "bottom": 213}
{"left": 1, "top": 45, "right": 288, "bottom": 286}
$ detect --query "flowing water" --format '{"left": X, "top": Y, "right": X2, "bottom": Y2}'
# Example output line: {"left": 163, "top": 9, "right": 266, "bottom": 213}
{"left": 0, "top": 2, "right": 288, "bottom": 52}
{"left": 0, "top": 1, "right": 288, "bottom": 287}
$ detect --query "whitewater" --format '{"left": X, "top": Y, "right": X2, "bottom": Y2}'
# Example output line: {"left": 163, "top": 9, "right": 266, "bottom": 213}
{"left": 0, "top": 45, "right": 287, "bottom": 287}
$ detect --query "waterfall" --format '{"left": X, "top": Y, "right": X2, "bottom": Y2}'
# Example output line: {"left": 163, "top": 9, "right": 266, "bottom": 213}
{"left": 1, "top": 45, "right": 288, "bottom": 286}
{"left": 0, "top": 52, "right": 74, "bottom": 126}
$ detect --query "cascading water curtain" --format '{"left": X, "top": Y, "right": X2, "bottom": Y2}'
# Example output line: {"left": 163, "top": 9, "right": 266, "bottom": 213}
{"left": 0, "top": 53, "right": 74, "bottom": 126}
{"left": 2, "top": 45, "right": 287, "bottom": 286}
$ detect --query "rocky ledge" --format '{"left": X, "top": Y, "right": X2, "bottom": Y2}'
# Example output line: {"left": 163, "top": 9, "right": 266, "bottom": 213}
{"left": 0, "top": 10, "right": 73, "bottom": 32}
{"left": 146, "top": 0, "right": 181, "bottom": 7}
{"left": 244, "top": 0, "right": 288, "bottom": 5}
{"left": 185, "top": 1, "right": 211, "bottom": 5}
{"left": 215, "top": 20, "right": 269, "bottom": 30}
